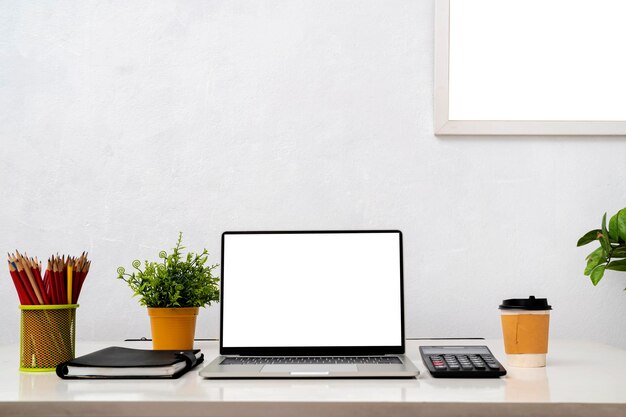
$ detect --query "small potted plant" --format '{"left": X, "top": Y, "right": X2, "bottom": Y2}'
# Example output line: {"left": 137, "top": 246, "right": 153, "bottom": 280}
{"left": 117, "top": 232, "right": 220, "bottom": 349}
{"left": 577, "top": 207, "right": 626, "bottom": 288}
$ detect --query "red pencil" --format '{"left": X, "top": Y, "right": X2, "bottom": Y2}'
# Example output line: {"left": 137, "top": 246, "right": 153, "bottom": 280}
{"left": 8, "top": 260, "right": 31, "bottom": 305}
{"left": 52, "top": 259, "right": 60, "bottom": 305}
{"left": 15, "top": 252, "right": 44, "bottom": 305}
{"left": 44, "top": 260, "right": 56, "bottom": 304}
{"left": 41, "top": 257, "right": 50, "bottom": 293}
{"left": 13, "top": 257, "right": 40, "bottom": 305}
{"left": 74, "top": 259, "right": 90, "bottom": 303}
{"left": 52, "top": 257, "right": 58, "bottom": 303}
{"left": 29, "top": 257, "right": 50, "bottom": 305}
{"left": 51, "top": 258, "right": 60, "bottom": 304}
{"left": 57, "top": 256, "right": 67, "bottom": 305}
{"left": 71, "top": 256, "right": 80, "bottom": 304}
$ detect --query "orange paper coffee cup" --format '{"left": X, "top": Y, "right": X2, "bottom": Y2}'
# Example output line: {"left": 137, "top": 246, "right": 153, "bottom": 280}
{"left": 499, "top": 296, "right": 551, "bottom": 367}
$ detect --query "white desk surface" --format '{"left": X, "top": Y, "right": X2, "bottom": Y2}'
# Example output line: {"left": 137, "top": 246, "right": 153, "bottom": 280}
{"left": 0, "top": 338, "right": 624, "bottom": 417}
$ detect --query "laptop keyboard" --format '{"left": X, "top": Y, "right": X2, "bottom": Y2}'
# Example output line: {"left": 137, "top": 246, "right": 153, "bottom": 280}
{"left": 221, "top": 356, "right": 403, "bottom": 365}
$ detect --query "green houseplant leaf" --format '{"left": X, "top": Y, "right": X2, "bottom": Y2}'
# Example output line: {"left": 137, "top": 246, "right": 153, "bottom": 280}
{"left": 606, "top": 259, "right": 626, "bottom": 272}
{"left": 577, "top": 229, "right": 601, "bottom": 247}
{"left": 579, "top": 207, "right": 626, "bottom": 290}
{"left": 584, "top": 247, "right": 606, "bottom": 276}
{"left": 612, "top": 247, "right": 626, "bottom": 258}
{"left": 590, "top": 265, "right": 606, "bottom": 286}
{"left": 599, "top": 213, "right": 611, "bottom": 253}
{"left": 617, "top": 208, "right": 626, "bottom": 243}
{"left": 609, "top": 213, "right": 619, "bottom": 242}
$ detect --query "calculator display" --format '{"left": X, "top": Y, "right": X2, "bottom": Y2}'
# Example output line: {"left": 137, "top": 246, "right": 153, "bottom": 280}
{"left": 420, "top": 346, "right": 490, "bottom": 355}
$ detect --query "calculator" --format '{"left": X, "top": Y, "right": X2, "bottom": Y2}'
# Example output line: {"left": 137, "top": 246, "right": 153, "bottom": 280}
{"left": 419, "top": 346, "right": 507, "bottom": 378}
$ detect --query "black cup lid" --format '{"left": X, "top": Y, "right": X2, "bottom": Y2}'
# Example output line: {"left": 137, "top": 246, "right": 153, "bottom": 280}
{"left": 499, "top": 295, "right": 552, "bottom": 310}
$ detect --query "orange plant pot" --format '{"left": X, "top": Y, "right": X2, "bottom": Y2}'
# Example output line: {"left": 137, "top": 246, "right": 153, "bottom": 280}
{"left": 147, "top": 307, "right": 199, "bottom": 350}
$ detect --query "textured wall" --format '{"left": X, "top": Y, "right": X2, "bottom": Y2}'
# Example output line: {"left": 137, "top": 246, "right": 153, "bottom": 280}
{"left": 1, "top": 0, "right": 625, "bottom": 348}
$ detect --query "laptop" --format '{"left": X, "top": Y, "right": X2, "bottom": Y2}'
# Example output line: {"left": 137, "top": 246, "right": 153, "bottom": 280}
{"left": 199, "top": 230, "right": 419, "bottom": 378}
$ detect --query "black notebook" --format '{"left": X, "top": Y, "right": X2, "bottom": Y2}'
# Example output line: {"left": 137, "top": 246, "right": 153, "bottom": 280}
{"left": 56, "top": 346, "right": 204, "bottom": 379}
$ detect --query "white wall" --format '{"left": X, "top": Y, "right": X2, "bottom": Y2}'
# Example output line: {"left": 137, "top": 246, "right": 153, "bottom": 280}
{"left": 1, "top": 0, "right": 625, "bottom": 348}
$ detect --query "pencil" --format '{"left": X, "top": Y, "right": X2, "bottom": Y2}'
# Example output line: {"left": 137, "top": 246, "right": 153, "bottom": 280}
{"left": 42, "top": 259, "right": 50, "bottom": 294}
{"left": 67, "top": 259, "right": 73, "bottom": 305}
{"left": 74, "top": 259, "right": 90, "bottom": 303}
{"left": 72, "top": 255, "right": 81, "bottom": 304}
{"left": 30, "top": 256, "right": 50, "bottom": 305}
{"left": 13, "top": 256, "right": 40, "bottom": 305}
{"left": 52, "top": 259, "right": 61, "bottom": 305}
{"left": 8, "top": 260, "right": 31, "bottom": 304}
{"left": 15, "top": 251, "right": 44, "bottom": 304}
{"left": 50, "top": 258, "right": 56, "bottom": 304}
{"left": 56, "top": 256, "right": 67, "bottom": 305}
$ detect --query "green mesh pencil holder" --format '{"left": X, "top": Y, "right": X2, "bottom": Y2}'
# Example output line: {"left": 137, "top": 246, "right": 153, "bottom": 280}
{"left": 19, "top": 305, "right": 78, "bottom": 372}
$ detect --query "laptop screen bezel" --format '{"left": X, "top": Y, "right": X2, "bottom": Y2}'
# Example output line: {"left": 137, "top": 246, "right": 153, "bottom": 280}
{"left": 219, "top": 230, "right": 406, "bottom": 356}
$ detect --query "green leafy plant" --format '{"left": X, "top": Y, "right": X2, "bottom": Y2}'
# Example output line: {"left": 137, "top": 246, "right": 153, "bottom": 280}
{"left": 577, "top": 207, "right": 626, "bottom": 288}
{"left": 117, "top": 232, "right": 220, "bottom": 307}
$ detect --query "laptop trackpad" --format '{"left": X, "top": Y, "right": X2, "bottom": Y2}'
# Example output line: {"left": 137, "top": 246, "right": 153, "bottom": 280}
{"left": 261, "top": 364, "right": 358, "bottom": 374}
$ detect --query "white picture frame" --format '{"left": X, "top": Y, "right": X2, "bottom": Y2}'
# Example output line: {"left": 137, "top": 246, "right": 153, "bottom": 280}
{"left": 434, "top": 0, "right": 626, "bottom": 135}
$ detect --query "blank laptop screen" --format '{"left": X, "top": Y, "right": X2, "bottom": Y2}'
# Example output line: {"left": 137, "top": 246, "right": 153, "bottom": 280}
{"left": 221, "top": 231, "right": 403, "bottom": 349}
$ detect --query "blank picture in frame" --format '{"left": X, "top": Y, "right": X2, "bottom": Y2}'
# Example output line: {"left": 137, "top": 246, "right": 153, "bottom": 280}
{"left": 435, "top": 0, "right": 626, "bottom": 135}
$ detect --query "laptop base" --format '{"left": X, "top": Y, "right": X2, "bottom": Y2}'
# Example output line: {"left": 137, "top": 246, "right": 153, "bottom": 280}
{"left": 199, "top": 354, "right": 419, "bottom": 378}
